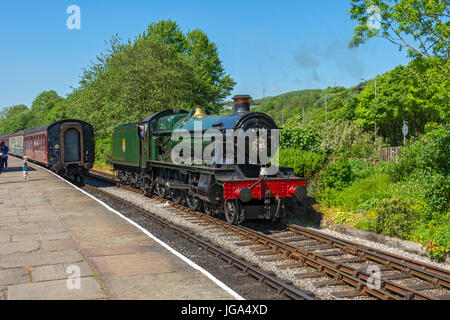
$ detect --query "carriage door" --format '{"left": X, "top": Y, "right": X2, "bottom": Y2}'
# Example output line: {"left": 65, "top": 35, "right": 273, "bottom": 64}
{"left": 60, "top": 123, "right": 84, "bottom": 165}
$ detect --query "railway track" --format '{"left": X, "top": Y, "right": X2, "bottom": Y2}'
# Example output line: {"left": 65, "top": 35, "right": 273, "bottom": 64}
{"left": 83, "top": 174, "right": 315, "bottom": 300}
{"left": 88, "top": 169, "right": 450, "bottom": 300}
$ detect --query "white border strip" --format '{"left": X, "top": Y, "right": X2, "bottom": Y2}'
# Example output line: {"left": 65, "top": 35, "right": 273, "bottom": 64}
{"left": 40, "top": 165, "right": 244, "bottom": 300}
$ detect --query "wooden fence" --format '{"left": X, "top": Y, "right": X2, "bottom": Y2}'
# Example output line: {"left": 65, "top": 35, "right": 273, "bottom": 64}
{"left": 379, "top": 147, "right": 400, "bottom": 162}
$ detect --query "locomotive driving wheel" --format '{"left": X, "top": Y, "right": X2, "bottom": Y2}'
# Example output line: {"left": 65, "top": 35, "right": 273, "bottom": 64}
{"left": 202, "top": 202, "right": 213, "bottom": 216}
{"left": 154, "top": 182, "right": 168, "bottom": 198}
{"left": 185, "top": 193, "right": 202, "bottom": 211}
{"left": 170, "top": 189, "right": 184, "bottom": 204}
{"left": 224, "top": 200, "right": 242, "bottom": 225}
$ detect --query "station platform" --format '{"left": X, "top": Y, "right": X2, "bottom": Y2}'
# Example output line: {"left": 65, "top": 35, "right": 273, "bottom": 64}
{"left": 0, "top": 156, "right": 238, "bottom": 300}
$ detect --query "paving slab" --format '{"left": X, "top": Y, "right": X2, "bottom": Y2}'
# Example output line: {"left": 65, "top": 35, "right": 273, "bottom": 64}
{"left": 0, "top": 250, "right": 83, "bottom": 268}
{"left": 0, "top": 241, "right": 40, "bottom": 255}
{"left": 7, "top": 277, "right": 105, "bottom": 300}
{"left": 103, "top": 272, "right": 233, "bottom": 300}
{"left": 41, "top": 238, "right": 78, "bottom": 252}
{"left": 0, "top": 268, "right": 29, "bottom": 286}
{"left": 89, "top": 252, "right": 192, "bottom": 278}
{"left": 0, "top": 235, "right": 11, "bottom": 243}
{"left": 82, "top": 245, "right": 166, "bottom": 257}
{"left": 32, "top": 264, "right": 67, "bottom": 282}
{"left": 12, "top": 231, "right": 71, "bottom": 242}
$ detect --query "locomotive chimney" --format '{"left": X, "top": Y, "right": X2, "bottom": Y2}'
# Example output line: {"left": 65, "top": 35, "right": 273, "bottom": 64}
{"left": 233, "top": 95, "right": 251, "bottom": 114}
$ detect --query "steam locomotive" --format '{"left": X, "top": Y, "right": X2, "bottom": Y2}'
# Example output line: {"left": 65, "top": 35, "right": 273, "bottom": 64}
{"left": 112, "top": 95, "right": 307, "bottom": 224}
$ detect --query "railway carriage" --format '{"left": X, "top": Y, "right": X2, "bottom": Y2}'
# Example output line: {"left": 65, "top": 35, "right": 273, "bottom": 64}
{"left": 9, "top": 131, "right": 25, "bottom": 157}
{"left": 112, "top": 95, "right": 307, "bottom": 225}
{"left": 1, "top": 120, "right": 95, "bottom": 181}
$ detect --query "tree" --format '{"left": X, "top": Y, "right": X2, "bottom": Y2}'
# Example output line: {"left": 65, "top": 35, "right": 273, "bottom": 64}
{"left": 355, "top": 58, "right": 449, "bottom": 144}
{"left": 143, "top": 20, "right": 235, "bottom": 109}
{"left": 349, "top": 0, "right": 449, "bottom": 60}
{"left": 29, "top": 91, "right": 64, "bottom": 127}
{"left": 0, "top": 104, "right": 31, "bottom": 134}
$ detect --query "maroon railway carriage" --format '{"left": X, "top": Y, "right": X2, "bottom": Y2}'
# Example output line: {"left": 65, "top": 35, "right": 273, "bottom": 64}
{"left": 23, "top": 119, "right": 95, "bottom": 181}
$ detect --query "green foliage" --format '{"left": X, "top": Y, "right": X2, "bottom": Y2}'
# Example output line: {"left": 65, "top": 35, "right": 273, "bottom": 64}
{"left": 280, "top": 127, "right": 321, "bottom": 151}
{"left": 392, "top": 125, "right": 450, "bottom": 180}
{"left": 0, "top": 105, "right": 30, "bottom": 134}
{"left": 278, "top": 148, "right": 326, "bottom": 180}
{"left": 423, "top": 222, "right": 450, "bottom": 261}
{"left": 317, "top": 120, "right": 382, "bottom": 157}
{"left": 349, "top": 0, "right": 449, "bottom": 60}
{"left": 319, "top": 173, "right": 392, "bottom": 211}
{"left": 95, "top": 137, "right": 112, "bottom": 166}
{"left": 355, "top": 59, "right": 449, "bottom": 144}
{"left": 319, "top": 158, "right": 354, "bottom": 190}
{"left": 373, "top": 197, "right": 419, "bottom": 239}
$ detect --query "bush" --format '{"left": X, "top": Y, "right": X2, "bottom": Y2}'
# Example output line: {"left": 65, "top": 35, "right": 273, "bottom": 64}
{"left": 279, "top": 148, "right": 326, "bottom": 180}
{"left": 373, "top": 198, "right": 419, "bottom": 239}
{"left": 280, "top": 127, "right": 321, "bottom": 151}
{"left": 320, "top": 158, "right": 353, "bottom": 190}
{"left": 390, "top": 170, "right": 449, "bottom": 215}
{"left": 317, "top": 119, "right": 382, "bottom": 158}
{"left": 348, "top": 159, "right": 374, "bottom": 180}
{"left": 392, "top": 126, "right": 450, "bottom": 180}
{"left": 95, "top": 137, "right": 112, "bottom": 166}
{"left": 318, "top": 173, "right": 391, "bottom": 211}
{"left": 424, "top": 223, "right": 450, "bottom": 262}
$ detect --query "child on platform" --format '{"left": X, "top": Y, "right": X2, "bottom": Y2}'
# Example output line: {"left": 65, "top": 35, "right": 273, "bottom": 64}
{"left": 23, "top": 156, "right": 29, "bottom": 181}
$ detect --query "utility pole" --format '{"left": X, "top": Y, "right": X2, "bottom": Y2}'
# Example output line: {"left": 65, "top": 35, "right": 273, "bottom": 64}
{"left": 302, "top": 106, "right": 305, "bottom": 127}
{"left": 374, "top": 77, "right": 377, "bottom": 134}
{"left": 325, "top": 95, "right": 327, "bottom": 125}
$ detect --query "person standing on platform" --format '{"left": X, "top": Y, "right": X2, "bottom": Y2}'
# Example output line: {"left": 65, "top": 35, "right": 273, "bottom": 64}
{"left": 0, "top": 143, "right": 4, "bottom": 175}
{"left": 1, "top": 142, "right": 8, "bottom": 170}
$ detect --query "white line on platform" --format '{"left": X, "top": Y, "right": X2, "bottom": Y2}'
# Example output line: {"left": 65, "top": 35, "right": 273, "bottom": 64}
{"left": 42, "top": 166, "right": 244, "bottom": 300}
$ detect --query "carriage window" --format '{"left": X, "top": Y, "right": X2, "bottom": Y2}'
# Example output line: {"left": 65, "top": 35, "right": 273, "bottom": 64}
{"left": 64, "top": 128, "right": 81, "bottom": 162}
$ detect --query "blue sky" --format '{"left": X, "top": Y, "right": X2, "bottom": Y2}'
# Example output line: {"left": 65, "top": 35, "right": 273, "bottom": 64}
{"left": 0, "top": 0, "right": 409, "bottom": 109}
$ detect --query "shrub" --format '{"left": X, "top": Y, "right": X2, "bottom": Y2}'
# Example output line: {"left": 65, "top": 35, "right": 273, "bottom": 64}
{"left": 320, "top": 158, "right": 353, "bottom": 190}
{"left": 373, "top": 198, "right": 419, "bottom": 239}
{"left": 95, "top": 137, "right": 112, "bottom": 166}
{"left": 319, "top": 173, "right": 391, "bottom": 211}
{"left": 317, "top": 119, "right": 382, "bottom": 158}
{"left": 348, "top": 159, "right": 374, "bottom": 180}
{"left": 392, "top": 125, "right": 450, "bottom": 180}
{"left": 279, "top": 148, "right": 326, "bottom": 180}
{"left": 390, "top": 170, "right": 449, "bottom": 215}
{"left": 280, "top": 127, "right": 321, "bottom": 151}
{"left": 424, "top": 223, "right": 450, "bottom": 262}
{"left": 333, "top": 211, "right": 355, "bottom": 225}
